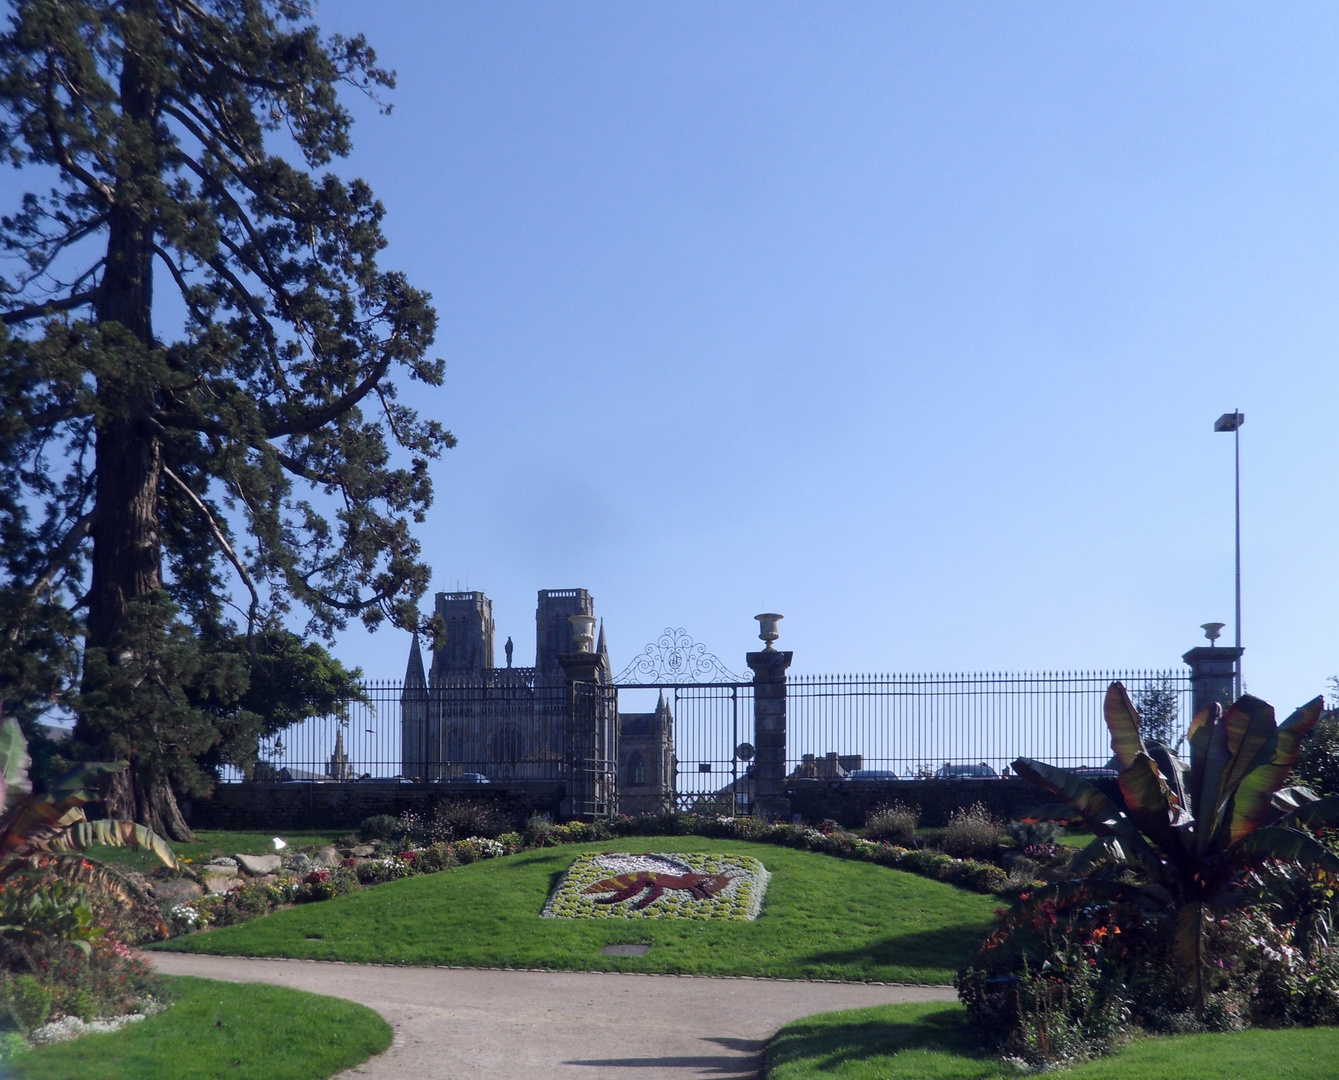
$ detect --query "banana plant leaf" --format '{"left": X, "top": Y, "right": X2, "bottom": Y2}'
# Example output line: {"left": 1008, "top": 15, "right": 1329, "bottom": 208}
{"left": 1012, "top": 757, "right": 1138, "bottom": 840}
{"left": 1070, "top": 833, "right": 1165, "bottom": 880}
{"left": 1146, "top": 740, "right": 1191, "bottom": 818}
{"left": 1193, "top": 700, "right": 1252, "bottom": 855}
{"left": 1105, "top": 682, "right": 1146, "bottom": 770}
{"left": 44, "top": 760, "right": 128, "bottom": 802}
{"left": 1275, "top": 794, "right": 1339, "bottom": 832}
{"left": 1234, "top": 825, "right": 1339, "bottom": 875}
{"left": 50, "top": 820, "right": 178, "bottom": 869}
{"left": 0, "top": 795, "right": 91, "bottom": 861}
{"left": 0, "top": 718, "right": 32, "bottom": 813}
{"left": 1225, "top": 697, "right": 1325, "bottom": 844}
{"left": 1186, "top": 703, "right": 1217, "bottom": 822}
{"left": 1117, "top": 754, "right": 1184, "bottom": 857}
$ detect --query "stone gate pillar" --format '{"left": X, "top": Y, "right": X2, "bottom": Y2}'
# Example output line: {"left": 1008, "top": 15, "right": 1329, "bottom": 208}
{"left": 1182, "top": 644, "right": 1243, "bottom": 719}
{"left": 559, "top": 647, "right": 612, "bottom": 820}
{"left": 748, "top": 628, "right": 793, "bottom": 820}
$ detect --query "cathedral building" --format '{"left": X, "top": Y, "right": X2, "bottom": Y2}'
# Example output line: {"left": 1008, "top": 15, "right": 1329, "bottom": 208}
{"left": 400, "top": 588, "right": 675, "bottom": 813}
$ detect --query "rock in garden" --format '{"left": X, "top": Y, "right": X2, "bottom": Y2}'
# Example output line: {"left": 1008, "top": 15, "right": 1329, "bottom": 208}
{"left": 315, "top": 846, "right": 341, "bottom": 864}
{"left": 234, "top": 853, "right": 283, "bottom": 876}
{"left": 200, "top": 866, "right": 240, "bottom": 894}
{"left": 350, "top": 844, "right": 375, "bottom": 857}
{"left": 152, "top": 877, "right": 205, "bottom": 906}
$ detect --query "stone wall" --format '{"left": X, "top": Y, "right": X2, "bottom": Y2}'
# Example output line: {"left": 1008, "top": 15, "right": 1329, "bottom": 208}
{"left": 786, "top": 777, "right": 1105, "bottom": 828}
{"left": 184, "top": 781, "right": 565, "bottom": 832}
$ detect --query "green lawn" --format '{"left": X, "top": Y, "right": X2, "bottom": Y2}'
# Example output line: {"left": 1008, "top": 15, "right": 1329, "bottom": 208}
{"left": 157, "top": 837, "right": 997, "bottom": 983}
{"left": 766, "top": 1002, "right": 1339, "bottom": 1079}
{"left": 9, "top": 976, "right": 390, "bottom": 1080}
{"left": 87, "top": 829, "right": 349, "bottom": 874}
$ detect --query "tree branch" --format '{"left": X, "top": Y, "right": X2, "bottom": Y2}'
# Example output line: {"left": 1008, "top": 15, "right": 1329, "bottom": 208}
{"left": 2, "top": 289, "right": 98, "bottom": 325}
{"left": 161, "top": 465, "right": 260, "bottom": 653}
{"left": 266, "top": 350, "right": 392, "bottom": 438}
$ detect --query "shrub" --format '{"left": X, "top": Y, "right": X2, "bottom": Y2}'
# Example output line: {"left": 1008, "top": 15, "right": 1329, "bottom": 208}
{"left": 1006, "top": 819, "right": 1064, "bottom": 863}
{"left": 939, "top": 802, "right": 1003, "bottom": 860}
{"left": 428, "top": 801, "right": 515, "bottom": 841}
{"left": 523, "top": 813, "right": 555, "bottom": 846}
{"left": 866, "top": 802, "right": 919, "bottom": 845}
{"left": 359, "top": 815, "right": 403, "bottom": 842}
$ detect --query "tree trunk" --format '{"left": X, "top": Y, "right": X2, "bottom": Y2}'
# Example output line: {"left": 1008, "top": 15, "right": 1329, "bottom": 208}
{"left": 82, "top": 32, "right": 184, "bottom": 837}
{"left": 104, "top": 769, "right": 195, "bottom": 843}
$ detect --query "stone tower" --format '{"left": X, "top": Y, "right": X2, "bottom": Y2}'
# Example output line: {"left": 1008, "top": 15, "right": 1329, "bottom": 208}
{"left": 431, "top": 591, "right": 495, "bottom": 680}
{"left": 534, "top": 589, "right": 594, "bottom": 678}
{"left": 401, "top": 631, "right": 430, "bottom": 779}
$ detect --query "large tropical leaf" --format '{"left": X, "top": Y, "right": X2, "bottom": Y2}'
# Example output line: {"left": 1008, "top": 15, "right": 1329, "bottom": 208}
{"left": 1117, "top": 753, "right": 1183, "bottom": 858}
{"left": 1234, "top": 825, "right": 1339, "bottom": 875}
{"left": 1070, "top": 833, "right": 1166, "bottom": 880}
{"left": 1012, "top": 757, "right": 1134, "bottom": 838}
{"left": 0, "top": 795, "right": 90, "bottom": 863}
{"left": 1146, "top": 741, "right": 1192, "bottom": 820}
{"left": 0, "top": 717, "right": 31, "bottom": 812}
{"left": 1105, "top": 682, "right": 1145, "bottom": 770}
{"left": 1225, "top": 697, "right": 1325, "bottom": 844}
{"left": 50, "top": 820, "right": 178, "bottom": 869}
{"left": 1275, "top": 794, "right": 1339, "bottom": 833}
{"left": 1188, "top": 703, "right": 1227, "bottom": 809}
{"left": 44, "top": 760, "right": 128, "bottom": 801}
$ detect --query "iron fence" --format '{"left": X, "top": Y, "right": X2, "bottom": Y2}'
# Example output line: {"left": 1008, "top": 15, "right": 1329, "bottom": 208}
{"left": 226, "top": 668, "right": 1191, "bottom": 803}
{"left": 787, "top": 670, "right": 1191, "bottom": 778}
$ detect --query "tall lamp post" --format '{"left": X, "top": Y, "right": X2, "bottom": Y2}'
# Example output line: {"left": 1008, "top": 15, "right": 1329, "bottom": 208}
{"left": 1214, "top": 410, "right": 1245, "bottom": 698}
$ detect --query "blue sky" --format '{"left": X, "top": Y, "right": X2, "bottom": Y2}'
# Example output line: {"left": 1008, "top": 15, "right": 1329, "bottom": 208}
{"left": 304, "top": 3, "right": 1335, "bottom": 705}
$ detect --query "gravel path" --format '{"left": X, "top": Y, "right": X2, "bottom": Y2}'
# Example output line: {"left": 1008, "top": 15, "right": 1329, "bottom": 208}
{"left": 151, "top": 953, "right": 958, "bottom": 1080}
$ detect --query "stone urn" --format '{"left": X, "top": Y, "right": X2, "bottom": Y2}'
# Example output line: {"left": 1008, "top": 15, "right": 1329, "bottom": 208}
{"left": 755, "top": 612, "right": 784, "bottom": 649}
{"left": 568, "top": 613, "right": 597, "bottom": 652}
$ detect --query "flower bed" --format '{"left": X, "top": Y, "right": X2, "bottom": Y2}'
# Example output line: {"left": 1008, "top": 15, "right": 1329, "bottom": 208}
{"left": 541, "top": 852, "right": 769, "bottom": 920}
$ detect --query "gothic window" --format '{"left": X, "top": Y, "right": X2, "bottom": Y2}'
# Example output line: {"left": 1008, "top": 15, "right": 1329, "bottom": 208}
{"left": 627, "top": 751, "right": 646, "bottom": 787}
{"left": 445, "top": 727, "right": 466, "bottom": 763}
{"left": 491, "top": 726, "right": 523, "bottom": 763}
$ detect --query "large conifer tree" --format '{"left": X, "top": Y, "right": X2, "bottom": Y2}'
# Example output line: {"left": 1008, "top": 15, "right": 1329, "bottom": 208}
{"left": 0, "top": 1, "right": 449, "bottom": 837}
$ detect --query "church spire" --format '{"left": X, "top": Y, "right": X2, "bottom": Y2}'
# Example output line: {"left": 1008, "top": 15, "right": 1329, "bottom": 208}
{"left": 404, "top": 630, "right": 427, "bottom": 688}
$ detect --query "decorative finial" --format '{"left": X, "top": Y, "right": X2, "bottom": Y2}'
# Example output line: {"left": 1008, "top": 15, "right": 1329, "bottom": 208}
{"left": 1201, "top": 622, "right": 1225, "bottom": 646}
{"left": 755, "top": 613, "right": 783, "bottom": 650}
{"left": 505, "top": 636, "right": 514, "bottom": 667}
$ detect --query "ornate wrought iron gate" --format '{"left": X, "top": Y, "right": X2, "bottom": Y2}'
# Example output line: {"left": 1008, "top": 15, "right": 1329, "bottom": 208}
{"left": 613, "top": 629, "right": 754, "bottom": 815}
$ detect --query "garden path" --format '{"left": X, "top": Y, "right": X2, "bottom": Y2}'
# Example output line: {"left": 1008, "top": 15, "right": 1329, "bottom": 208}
{"left": 152, "top": 953, "right": 956, "bottom": 1079}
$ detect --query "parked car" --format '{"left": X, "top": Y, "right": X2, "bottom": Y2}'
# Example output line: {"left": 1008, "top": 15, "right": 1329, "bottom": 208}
{"left": 351, "top": 774, "right": 415, "bottom": 784}
{"left": 1070, "top": 765, "right": 1120, "bottom": 779}
{"left": 433, "top": 773, "right": 492, "bottom": 784}
{"left": 845, "top": 769, "right": 901, "bottom": 781}
{"left": 936, "top": 763, "right": 1000, "bottom": 780}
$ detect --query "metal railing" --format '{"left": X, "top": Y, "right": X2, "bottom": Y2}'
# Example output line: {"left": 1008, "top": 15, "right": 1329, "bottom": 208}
{"left": 226, "top": 669, "right": 1190, "bottom": 799}
{"left": 787, "top": 670, "right": 1191, "bottom": 778}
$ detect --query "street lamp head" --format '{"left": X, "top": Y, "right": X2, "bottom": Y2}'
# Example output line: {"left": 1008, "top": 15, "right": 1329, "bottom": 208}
{"left": 1214, "top": 411, "right": 1245, "bottom": 433}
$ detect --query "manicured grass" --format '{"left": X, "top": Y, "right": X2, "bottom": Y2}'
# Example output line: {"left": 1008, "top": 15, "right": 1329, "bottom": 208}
{"left": 87, "top": 829, "right": 348, "bottom": 874}
{"left": 158, "top": 837, "right": 997, "bottom": 983}
{"left": 10, "top": 975, "right": 391, "bottom": 1080}
{"left": 765, "top": 1002, "right": 1339, "bottom": 1079}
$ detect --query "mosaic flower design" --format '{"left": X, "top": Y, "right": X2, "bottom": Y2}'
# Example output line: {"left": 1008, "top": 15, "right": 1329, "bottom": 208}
{"left": 541, "top": 852, "right": 769, "bottom": 921}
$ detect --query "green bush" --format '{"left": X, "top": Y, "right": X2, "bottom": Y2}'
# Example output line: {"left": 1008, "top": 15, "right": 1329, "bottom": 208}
{"left": 358, "top": 815, "right": 402, "bottom": 842}
{"left": 938, "top": 801, "right": 1003, "bottom": 860}
{"left": 866, "top": 802, "right": 920, "bottom": 844}
{"left": 2, "top": 974, "right": 51, "bottom": 1033}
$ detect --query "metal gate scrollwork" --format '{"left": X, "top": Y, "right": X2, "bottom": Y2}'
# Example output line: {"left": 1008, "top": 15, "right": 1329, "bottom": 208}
{"left": 614, "top": 628, "right": 748, "bottom": 686}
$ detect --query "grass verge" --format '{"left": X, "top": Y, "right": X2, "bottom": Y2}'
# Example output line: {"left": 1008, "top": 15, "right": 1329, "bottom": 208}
{"left": 765, "top": 1001, "right": 1339, "bottom": 1079}
{"left": 157, "top": 837, "right": 996, "bottom": 983}
{"left": 86, "top": 829, "right": 348, "bottom": 874}
{"left": 9, "top": 975, "right": 391, "bottom": 1080}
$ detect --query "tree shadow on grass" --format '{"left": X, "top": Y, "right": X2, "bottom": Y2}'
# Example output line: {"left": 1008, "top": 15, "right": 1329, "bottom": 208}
{"left": 767, "top": 1007, "right": 994, "bottom": 1075}
{"left": 802, "top": 924, "right": 991, "bottom": 973}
